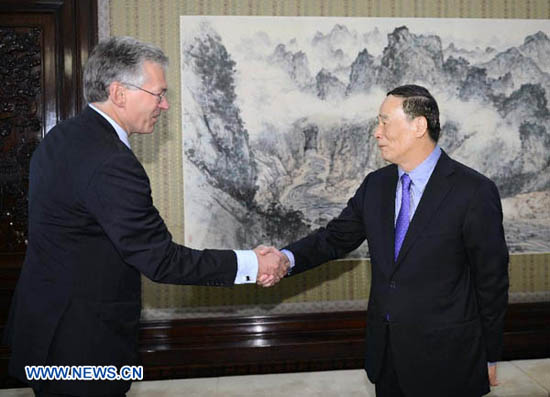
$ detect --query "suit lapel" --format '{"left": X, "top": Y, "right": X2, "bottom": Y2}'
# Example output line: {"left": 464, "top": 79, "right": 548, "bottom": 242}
{"left": 380, "top": 165, "right": 398, "bottom": 277}
{"left": 391, "top": 151, "right": 455, "bottom": 274}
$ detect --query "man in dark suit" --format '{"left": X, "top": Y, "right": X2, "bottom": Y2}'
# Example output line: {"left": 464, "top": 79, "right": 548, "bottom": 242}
{"left": 4, "top": 36, "right": 288, "bottom": 397}
{"left": 260, "top": 85, "right": 509, "bottom": 396}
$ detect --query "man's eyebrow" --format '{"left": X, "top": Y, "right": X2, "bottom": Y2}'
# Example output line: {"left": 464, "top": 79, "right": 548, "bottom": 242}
{"left": 378, "top": 114, "right": 389, "bottom": 120}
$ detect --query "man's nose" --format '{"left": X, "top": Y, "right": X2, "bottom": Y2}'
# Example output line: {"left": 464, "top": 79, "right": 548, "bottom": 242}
{"left": 159, "top": 96, "right": 170, "bottom": 110}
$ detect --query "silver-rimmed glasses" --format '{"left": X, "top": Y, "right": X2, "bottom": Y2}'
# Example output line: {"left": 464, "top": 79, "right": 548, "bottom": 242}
{"left": 123, "top": 82, "right": 167, "bottom": 103}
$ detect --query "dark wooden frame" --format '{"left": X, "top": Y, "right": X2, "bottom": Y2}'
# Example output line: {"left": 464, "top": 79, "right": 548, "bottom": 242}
{"left": 0, "top": 0, "right": 97, "bottom": 123}
{"left": 0, "top": 0, "right": 98, "bottom": 389}
{"left": 0, "top": 0, "right": 98, "bottom": 289}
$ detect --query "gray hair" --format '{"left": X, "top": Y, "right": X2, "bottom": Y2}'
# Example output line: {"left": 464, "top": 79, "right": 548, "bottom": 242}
{"left": 83, "top": 36, "right": 169, "bottom": 103}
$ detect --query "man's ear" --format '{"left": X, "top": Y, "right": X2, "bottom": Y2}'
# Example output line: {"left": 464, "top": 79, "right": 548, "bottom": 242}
{"left": 414, "top": 116, "right": 428, "bottom": 138}
{"left": 109, "top": 82, "right": 126, "bottom": 107}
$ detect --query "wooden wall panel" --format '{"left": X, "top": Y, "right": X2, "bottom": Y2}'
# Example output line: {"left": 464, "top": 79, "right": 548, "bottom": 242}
{"left": 1, "top": 301, "right": 548, "bottom": 387}
{"left": 0, "top": 0, "right": 98, "bottom": 389}
{"left": 136, "top": 303, "right": 550, "bottom": 381}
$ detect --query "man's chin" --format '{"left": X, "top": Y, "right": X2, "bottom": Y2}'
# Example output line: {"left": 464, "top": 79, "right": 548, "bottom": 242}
{"left": 378, "top": 151, "right": 391, "bottom": 162}
{"left": 132, "top": 129, "right": 154, "bottom": 135}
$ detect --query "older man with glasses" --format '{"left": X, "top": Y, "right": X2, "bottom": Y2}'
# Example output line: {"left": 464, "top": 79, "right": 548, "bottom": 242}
{"left": 4, "top": 36, "right": 289, "bottom": 397}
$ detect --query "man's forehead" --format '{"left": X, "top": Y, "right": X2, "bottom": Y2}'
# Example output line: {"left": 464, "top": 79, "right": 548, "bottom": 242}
{"left": 142, "top": 61, "right": 167, "bottom": 87}
{"left": 379, "top": 95, "right": 404, "bottom": 114}
{"left": 384, "top": 94, "right": 404, "bottom": 106}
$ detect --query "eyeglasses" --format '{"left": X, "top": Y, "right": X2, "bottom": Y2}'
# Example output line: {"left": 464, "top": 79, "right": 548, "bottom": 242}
{"left": 123, "top": 82, "right": 167, "bottom": 103}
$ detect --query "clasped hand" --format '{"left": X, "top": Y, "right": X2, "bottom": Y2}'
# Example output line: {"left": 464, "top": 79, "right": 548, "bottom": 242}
{"left": 254, "top": 245, "right": 289, "bottom": 287}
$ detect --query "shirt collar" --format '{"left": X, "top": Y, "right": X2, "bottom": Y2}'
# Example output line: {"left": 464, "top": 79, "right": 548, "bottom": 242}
{"left": 89, "top": 104, "right": 131, "bottom": 150}
{"left": 398, "top": 145, "right": 442, "bottom": 190}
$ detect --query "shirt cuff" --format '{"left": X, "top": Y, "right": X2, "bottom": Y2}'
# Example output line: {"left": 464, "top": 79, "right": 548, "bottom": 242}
{"left": 488, "top": 362, "right": 496, "bottom": 367}
{"left": 281, "top": 249, "right": 295, "bottom": 273}
{"left": 233, "top": 250, "right": 258, "bottom": 284}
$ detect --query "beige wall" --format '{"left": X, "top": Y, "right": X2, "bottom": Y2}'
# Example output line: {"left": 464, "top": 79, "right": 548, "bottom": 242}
{"left": 107, "top": 0, "right": 550, "bottom": 315}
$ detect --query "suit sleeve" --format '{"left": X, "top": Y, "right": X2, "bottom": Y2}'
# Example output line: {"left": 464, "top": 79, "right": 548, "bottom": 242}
{"left": 285, "top": 175, "right": 369, "bottom": 275}
{"left": 84, "top": 152, "right": 237, "bottom": 286}
{"left": 462, "top": 179, "right": 509, "bottom": 362}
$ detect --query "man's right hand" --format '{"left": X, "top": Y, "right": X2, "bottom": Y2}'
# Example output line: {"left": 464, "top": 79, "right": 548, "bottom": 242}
{"left": 254, "top": 245, "right": 290, "bottom": 287}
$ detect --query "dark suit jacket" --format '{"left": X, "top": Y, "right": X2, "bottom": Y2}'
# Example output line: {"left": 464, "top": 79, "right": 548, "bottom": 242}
{"left": 285, "top": 151, "right": 509, "bottom": 397}
{"left": 4, "top": 106, "right": 237, "bottom": 396}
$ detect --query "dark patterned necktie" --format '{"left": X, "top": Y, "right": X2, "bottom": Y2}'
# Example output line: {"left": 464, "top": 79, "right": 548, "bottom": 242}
{"left": 395, "top": 173, "right": 411, "bottom": 261}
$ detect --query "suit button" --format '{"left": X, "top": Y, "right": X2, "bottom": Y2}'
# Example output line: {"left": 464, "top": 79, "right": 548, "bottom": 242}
{"left": 390, "top": 281, "right": 396, "bottom": 289}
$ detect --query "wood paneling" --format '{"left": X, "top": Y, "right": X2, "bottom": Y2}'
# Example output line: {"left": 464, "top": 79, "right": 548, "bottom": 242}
{"left": 0, "top": 0, "right": 98, "bottom": 389}
{"left": 0, "top": 18, "right": 54, "bottom": 253}
{"left": 138, "top": 302, "right": 550, "bottom": 381}
{"left": 139, "top": 311, "right": 366, "bottom": 379}
{"left": 2, "top": 302, "right": 547, "bottom": 387}
{"left": 0, "top": 0, "right": 98, "bottom": 288}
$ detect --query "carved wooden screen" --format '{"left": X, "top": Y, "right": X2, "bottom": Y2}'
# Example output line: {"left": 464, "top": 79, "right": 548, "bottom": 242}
{"left": 0, "top": 18, "right": 56, "bottom": 252}
{"left": 0, "top": 0, "right": 97, "bottom": 388}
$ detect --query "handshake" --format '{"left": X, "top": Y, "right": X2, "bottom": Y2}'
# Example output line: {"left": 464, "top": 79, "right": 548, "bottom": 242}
{"left": 254, "top": 245, "right": 290, "bottom": 288}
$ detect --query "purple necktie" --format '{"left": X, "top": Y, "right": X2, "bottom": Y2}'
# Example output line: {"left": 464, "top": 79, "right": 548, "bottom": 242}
{"left": 395, "top": 173, "right": 411, "bottom": 261}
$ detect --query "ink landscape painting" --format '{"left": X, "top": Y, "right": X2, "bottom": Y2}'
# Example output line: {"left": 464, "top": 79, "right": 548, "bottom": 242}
{"left": 180, "top": 16, "right": 550, "bottom": 256}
